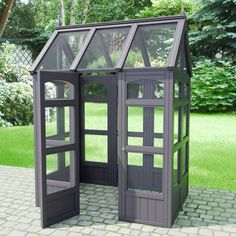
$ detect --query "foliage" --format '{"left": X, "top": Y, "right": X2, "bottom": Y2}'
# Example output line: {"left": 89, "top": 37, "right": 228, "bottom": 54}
{"left": 3, "top": 0, "right": 36, "bottom": 38}
{"left": 0, "top": 82, "right": 33, "bottom": 126}
{"left": 0, "top": 42, "right": 14, "bottom": 68}
{"left": 0, "top": 42, "right": 33, "bottom": 127}
{"left": 189, "top": 0, "right": 236, "bottom": 61}
{"left": 136, "top": 0, "right": 200, "bottom": 18}
{"left": 0, "top": 42, "right": 32, "bottom": 84}
{"left": 191, "top": 59, "right": 236, "bottom": 112}
{"left": 0, "top": 111, "right": 12, "bottom": 127}
{"left": 86, "top": 0, "right": 152, "bottom": 23}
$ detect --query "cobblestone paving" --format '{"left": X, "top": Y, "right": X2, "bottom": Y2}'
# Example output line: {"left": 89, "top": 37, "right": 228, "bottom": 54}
{"left": 0, "top": 166, "right": 236, "bottom": 236}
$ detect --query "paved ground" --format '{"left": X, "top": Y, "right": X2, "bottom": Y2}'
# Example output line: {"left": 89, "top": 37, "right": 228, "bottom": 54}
{"left": 0, "top": 166, "right": 235, "bottom": 236}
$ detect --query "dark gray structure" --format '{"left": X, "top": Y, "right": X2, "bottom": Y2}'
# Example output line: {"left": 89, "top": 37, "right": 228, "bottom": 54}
{"left": 30, "top": 15, "right": 191, "bottom": 228}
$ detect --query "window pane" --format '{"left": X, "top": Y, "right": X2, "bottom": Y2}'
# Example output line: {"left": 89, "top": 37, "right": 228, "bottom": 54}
{"left": 128, "top": 152, "right": 143, "bottom": 166}
{"left": 45, "top": 106, "right": 72, "bottom": 143}
{"left": 153, "top": 154, "right": 163, "bottom": 168}
{"left": 154, "top": 107, "right": 164, "bottom": 134}
{"left": 183, "top": 83, "right": 189, "bottom": 99}
{"left": 45, "top": 81, "right": 74, "bottom": 99}
{"left": 173, "top": 151, "right": 179, "bottom": 186}
{"left": 46, "top": 151, "right": 73, "bottom": 194}
{"left": 84, "top": 103, "right": 107, "bottom": 130}
{"left": 78, "top": 27, "right": 130, "bottom": 69}
{"left": 128, "top": 137, "right": 143, "bottom": 146}
{"left": 127, "top": 80, "right": 164, "bottom": 99}
{"left": 181, "top": 145, "right": 186, "bottom": 176}
{"left": 174, "top": 106, "right": 180, "bottom": 144}
{"left": 182, "top": 105, "right": 187, "bottom": 137}
{"left": 174, "top": 81, "right": 180, "bottom": 99}
{"left": 154, "top": 138, "right": 163, "bottom": 148}
{"left": 85, "top": 135, "right": 108, "bottom": 163}
{"left": 124, "top": 23, "right": 176, "bottom": 68}
{"left": 37, "top": 30, "right": 89, "bottom": 70}
{"left": 128, "top": 107, "right": 143, "bottom": 132}
{"left": 84, "top": 83, "right": 108, "bottom": 98}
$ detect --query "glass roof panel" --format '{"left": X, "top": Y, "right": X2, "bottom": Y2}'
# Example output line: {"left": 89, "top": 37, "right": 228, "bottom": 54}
{"left": 37, "top": 30, "right": 89, "bottom": 71}
{"left": 77, "top": 27, "right": 130, "bottom": 70}
{"left": 124, "top": 23, "right": 177, "bottom": 68}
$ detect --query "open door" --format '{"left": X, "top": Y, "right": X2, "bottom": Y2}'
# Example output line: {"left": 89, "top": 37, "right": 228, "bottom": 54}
{"left": 37, "top": 71, "right": 80, "bottom": 227}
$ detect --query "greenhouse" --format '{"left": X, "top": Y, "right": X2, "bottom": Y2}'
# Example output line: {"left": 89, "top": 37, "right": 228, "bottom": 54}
{"left": 30, "top": 15, "right": 191, "bottom": 228}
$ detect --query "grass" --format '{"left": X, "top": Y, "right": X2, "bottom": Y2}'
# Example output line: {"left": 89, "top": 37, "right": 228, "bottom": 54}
{"left": 0, "top": 107, "right": 236, "bottom": 191}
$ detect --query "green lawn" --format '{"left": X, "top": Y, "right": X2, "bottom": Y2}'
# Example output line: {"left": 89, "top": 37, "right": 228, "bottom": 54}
{"left": 0, "top": 111, "right": 235, "bottom": 191}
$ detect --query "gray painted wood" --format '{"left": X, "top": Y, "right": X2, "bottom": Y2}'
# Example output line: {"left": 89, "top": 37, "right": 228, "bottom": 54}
{"left": 37, "top": 71, "right": 80, "bottom": 228}
{"left": 33, "top": 16, "right": 191, "bottom": 229}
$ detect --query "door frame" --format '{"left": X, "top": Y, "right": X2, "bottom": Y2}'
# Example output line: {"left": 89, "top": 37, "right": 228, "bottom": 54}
{"left": 79, "top": 73, "right": 118, "bottom": 186}
{"left": 36, "top": 70, "right": 80, "bottom": 227}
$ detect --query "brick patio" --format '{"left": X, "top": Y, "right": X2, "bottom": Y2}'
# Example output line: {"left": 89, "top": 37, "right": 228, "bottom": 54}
{"left": 0, "top": 166, "right": 235, "bottom": 236}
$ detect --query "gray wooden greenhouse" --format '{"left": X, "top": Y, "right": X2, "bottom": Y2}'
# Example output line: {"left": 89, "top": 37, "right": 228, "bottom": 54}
{"left": 30, "top": 15, "right": 191, "bottom": 228}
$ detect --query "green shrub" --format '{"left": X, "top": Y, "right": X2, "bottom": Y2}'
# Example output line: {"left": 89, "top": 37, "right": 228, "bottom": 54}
{"left": 0, "top": 82, "right": 33, "bottom": 126}
{"left": 0, "top": 111, "right": 12, "bottom": 127}
{"left": 0, "top": 42, "right": 15, "bottom": 69}
{"left": 0, "top": 63, "right": 32, "bottom": 85}
{"left": 0, "top": 42, "right": 31, "bottom": 84}
{"left": 191, "top": 59, "right": 236, "bottom": 112}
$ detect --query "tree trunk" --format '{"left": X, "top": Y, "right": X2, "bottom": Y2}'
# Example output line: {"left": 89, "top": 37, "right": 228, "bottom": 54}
{"left": 82, "top": 0, "right": 90, "bottom": 24}
{"left": 70, "top": 0, "right": 78, "bottom": 25}
{"left": 0, "top": 0, "right": 14, "bottom": 37}
{"left": 60, "top": 0, "right": 65, "bottom": 26}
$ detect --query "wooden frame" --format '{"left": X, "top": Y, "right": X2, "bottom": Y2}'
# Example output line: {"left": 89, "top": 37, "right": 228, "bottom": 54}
{"left": 32, "top": 15, "right": 191, "bottom": 228}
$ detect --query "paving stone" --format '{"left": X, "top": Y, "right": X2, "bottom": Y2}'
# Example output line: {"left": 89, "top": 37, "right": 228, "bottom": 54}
{"left": 0, "top": 166, "right": 236, "bottom": 236}
{"left": 8, "top": 230, "right": 27, "bottom": 236}
{"left": 118, "top": 227, "right": 131, "bottom": 234}
{"left": 105, "top": 224, "right": 120, "bottom": 231}
{"left": 67, "top": 232, "right": 83, "bottom": 236}
{"left": 214, "top": 231, "right": 230, "bottom": 236}
{"left": 51, "top": 230, "right": 69, "bottom": 236}
{"left": 199, "top": 228, "right": 214, "bottom": 236}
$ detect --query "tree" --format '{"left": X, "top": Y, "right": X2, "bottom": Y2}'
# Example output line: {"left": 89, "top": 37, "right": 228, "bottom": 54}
{"left": 189, "top": 0, "right": 236, "bottom": 62}
{"left": 0, "top": 0, "right": 14, "bottom": 36}
{"left": 86, "top": 0, "right": 152, "bottom": 23}
{"left": 136, "top": 0, "right": 200, "bottom": 19}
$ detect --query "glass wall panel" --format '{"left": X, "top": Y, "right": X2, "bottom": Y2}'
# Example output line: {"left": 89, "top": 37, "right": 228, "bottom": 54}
{"left": 174, "top": 106, "right": 180, "bottom": 144}
{"left": 128, "top": 152, "right": 143, "bottom": 166}
{"left": 173, "top": 151, "right": 179, "bottom": 186}
{"left": 84, "top": 83, "right": 108, "bottom": 98}
{"left": 124, "top": 23, "right": 176, "bottom": 68}
{"left": 37, "top": 30, "right": 89, "bottom": 71}
{"left": 127, "top": 80, "right": 164, "bottom": 99}
{"left": 84, "top": 102, "right": 108, "bottom": 130}
{"left": 127, "top": 153, "right": 163, "bottom": 192}
{"left": 183, "top": 83, "right": 189, "bottom": 99}
{"left": 128, "top": 137, "right": 143, "bottom": 146}
{"left": 154, "top": 138, "right": 163, "bottom": 148}
{"left": 45, "top": 106, "right": 72, "bottom": 142}
{"left": 45, "top": 81, "right": 74, "bottom": 99}
{"left": 174, "top": 81, "right": 180, "bottom": 99}
{"left": 182, "top": 104, "right": 187, "bottom": 137}
{"left": 46, "top": 151, "right": 74, "bottom": 194}
{"left": 185, "top": 144, "right": 188, "bottom": 174}
{"left": 85, "top": 135, "right": 108, "bottom": 163}
{"left": 181, "top": 145, "right": 186, "bottom": 176}
{"left": 78, "top": 27, "right": 130, "bottom": 69}
{"left": 153, "top": 154, "right": 163, "bottom": 168}
{"left": 154, "top": 107, "right": 164, "bottom": 134}
{"left": 128, "top": 107, "right": 143, "bottom": 132}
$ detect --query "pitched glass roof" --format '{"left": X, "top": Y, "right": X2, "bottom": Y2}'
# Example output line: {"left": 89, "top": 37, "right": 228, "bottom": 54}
{"left": 124, "top": 23, "right": 177, "bottom": 68}
{"left": 77, "top": 27, "right": 130, "bottom": 70}
{"left": 30, "top": 16, "right": 188, "bottom": 74}
{"left": 36, "top": 30, "right": 89, "bottom": 71}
